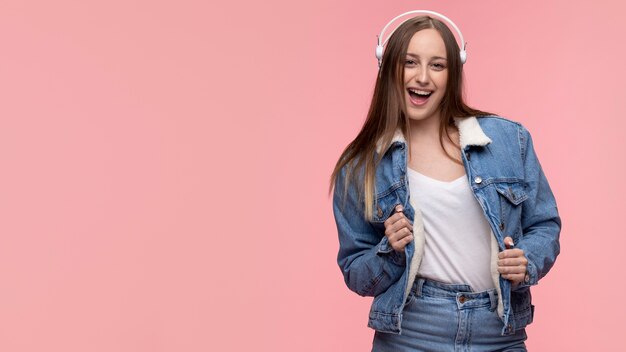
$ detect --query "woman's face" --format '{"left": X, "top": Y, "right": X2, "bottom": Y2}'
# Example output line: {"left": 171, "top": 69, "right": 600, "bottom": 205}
{"left": 403, "top": 28, "right": 448, "bottom": 123}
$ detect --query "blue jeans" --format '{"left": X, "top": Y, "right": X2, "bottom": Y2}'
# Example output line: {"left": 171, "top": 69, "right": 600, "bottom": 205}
{"left": 372, "top": 278, "right": 527, "bottom": 351}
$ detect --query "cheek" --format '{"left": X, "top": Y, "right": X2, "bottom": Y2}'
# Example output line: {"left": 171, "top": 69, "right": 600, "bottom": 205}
{"left": 403, "top": 69, "right": 413, "bottom": 84}
{"left": 435, "top": 72, "right": 448, "bottom": 88}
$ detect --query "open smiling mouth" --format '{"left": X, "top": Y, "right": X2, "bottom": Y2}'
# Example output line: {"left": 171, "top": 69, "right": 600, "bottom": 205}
{"left": 407, "top": 88, "right": 432, "bottom": 106}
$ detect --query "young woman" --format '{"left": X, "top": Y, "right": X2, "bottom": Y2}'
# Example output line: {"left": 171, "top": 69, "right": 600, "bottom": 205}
{"left": 329, "top": 12, "right": 561, "bottom": 351}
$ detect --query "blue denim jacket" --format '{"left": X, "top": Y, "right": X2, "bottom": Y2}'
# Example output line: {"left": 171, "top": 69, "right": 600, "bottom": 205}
{"left": 333, "top": 116, "right": 561, "bottom": 336}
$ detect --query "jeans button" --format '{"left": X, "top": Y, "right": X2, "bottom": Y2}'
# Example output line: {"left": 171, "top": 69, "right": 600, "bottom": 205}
{"left": 458, "top": 295, "right": 467, "bottom": 304}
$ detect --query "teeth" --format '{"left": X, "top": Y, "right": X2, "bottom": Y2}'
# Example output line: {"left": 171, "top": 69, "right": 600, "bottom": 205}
{"left": 409, "top": 88, "right": 432, "bottom": 96}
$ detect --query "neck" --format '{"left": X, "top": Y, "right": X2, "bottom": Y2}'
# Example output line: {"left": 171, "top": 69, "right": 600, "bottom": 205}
{"left": 408, "top": 113, "right": 444, "bottom": 142}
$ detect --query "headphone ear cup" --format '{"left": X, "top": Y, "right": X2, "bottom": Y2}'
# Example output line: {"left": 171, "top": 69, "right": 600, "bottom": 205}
{"left": 460, "top": 50, "right": 467, "bottom": 64}
{"left": 375, "top": 45, "right": 384, "bottom": 61}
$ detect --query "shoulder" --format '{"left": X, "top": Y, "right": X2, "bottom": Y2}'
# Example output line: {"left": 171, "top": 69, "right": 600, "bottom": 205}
{"left": 476, "top": 114, "right": 523, "bottom": 129}
{"left": 475, "top": 114, "right": 532, "bottom": 140}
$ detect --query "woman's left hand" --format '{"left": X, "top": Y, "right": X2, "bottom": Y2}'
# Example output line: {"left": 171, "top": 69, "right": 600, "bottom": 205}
{"left": 497, "top": 237, "right": 528, "bottom": 285}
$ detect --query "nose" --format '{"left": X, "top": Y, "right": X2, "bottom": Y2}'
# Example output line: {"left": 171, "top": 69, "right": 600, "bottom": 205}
{"left": 415, "top": 66, "right": 429, "bottom": 85}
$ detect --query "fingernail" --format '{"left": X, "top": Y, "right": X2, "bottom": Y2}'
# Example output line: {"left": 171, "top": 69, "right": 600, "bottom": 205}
{"left": 396, "top": 205, "right": 403, "bottom": 212}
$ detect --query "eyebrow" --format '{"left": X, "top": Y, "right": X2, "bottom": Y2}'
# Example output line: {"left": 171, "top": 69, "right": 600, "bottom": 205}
{"left": 406, "top": 53, "right": 447, "bottom": 61}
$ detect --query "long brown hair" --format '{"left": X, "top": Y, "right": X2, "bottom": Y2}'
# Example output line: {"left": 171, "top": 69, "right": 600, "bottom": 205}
{"left": 329, "top": 16, "right": 492, "bottom": 221}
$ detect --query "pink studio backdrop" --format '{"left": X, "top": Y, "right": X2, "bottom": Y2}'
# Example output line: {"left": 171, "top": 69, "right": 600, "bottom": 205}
{"left": 0, "top": 0, "right": 623, "bottom": 351}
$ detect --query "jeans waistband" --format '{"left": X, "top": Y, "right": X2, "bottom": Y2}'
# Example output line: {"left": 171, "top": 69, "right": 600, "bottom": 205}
{"left": 411, "top": 278, "right": 498, "bottom": 311}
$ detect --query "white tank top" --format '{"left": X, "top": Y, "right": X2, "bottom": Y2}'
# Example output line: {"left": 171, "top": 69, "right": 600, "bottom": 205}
{"left": 407, "top": 167, "right": 495, "bottom": 292}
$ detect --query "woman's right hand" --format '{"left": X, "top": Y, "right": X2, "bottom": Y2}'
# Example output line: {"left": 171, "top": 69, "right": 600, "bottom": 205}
{"left": 383, "top": 204, "right": 414, "bottom": 252}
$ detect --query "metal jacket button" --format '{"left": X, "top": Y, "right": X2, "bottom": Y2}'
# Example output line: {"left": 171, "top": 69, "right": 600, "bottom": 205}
{"left": 474, "top": 176, "right": 482, "bottom": 184}
{"left": 458, "top": 295, "right": 467, "bottom": 304}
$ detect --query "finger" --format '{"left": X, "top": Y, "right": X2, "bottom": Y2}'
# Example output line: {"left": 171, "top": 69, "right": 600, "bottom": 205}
{"left": 388, "top": 226, "right": 412, "bottom": 243}
{"left": 384, "top": 211, "right": 406, "bottom": 228}
{"left": 385, "top": 216, "right": 404, "bottom": 236}
{"left": 401, "top": 234, "right": 414, "bottom": 248}
{"left": 391, "top": 234, "right": 413, "bottom": 251}
{"left": 498, "top": 248, "right": 525, "bottom": 259}
{"left": 383, "top": 204, "right": 412, "bottom": 224}
{"left": 382, "top": 205, "right": 403, "bottom": 227}
{"left": 385, "top": 214, "right": 413, "bottom": 233}
{"left": 392, "top": 217, "right": 413, "bottom": 234}
{"left": 502, "top": 272, "right": 525, "bottom": 279}
{"left": 504, "top": 236, "right": 514, "bottom": 249}
{"left": 498, "top": 265, "right": 526, "bottom": 274}
{"left": 501, "top": 272, "right": 524, "bottom": 284}
{"left": 498, "top": 258, "right": 528, "bottom": 267}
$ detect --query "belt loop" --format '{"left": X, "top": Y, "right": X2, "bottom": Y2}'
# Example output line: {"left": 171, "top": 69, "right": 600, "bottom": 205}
{"left": 415, "top": 278, "right": 425, "bottom": 297}
{"left": 488, "top": 289, "right": 497, "bottom": 311}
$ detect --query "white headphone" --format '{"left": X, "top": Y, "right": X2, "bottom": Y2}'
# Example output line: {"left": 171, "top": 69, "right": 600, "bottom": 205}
{"left": 376, "top": 10, "right": 467, "bottom": 68}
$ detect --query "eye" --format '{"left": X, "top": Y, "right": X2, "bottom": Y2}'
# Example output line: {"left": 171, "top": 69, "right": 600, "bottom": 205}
{"left": 431, "top": 63, "right": 446, "bottom": 71}
{"left": 405, "top": 59, "right": 417, "bottom": 66}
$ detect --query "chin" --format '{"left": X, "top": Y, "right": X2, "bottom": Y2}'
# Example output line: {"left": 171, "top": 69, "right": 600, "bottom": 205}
{"left": 406, "top": 109, "right": 439, "bottom": 122}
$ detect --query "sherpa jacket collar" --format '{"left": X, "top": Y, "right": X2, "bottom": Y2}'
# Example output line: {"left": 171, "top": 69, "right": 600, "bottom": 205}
{"left": 375, "top": 116, "right": 492, "bottom": 153}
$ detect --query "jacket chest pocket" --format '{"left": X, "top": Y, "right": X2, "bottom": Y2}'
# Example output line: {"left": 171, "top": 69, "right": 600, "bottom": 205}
{"left": 494, "top": 181, "right": 528, "bottom": 239}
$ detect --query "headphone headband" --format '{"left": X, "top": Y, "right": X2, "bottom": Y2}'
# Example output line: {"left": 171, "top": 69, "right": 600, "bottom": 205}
{"left": 375, "top": 10, "right": 467, "bottom": 68}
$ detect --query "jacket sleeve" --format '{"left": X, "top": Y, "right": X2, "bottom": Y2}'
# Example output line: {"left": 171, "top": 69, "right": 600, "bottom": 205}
{"left": 333, "top": 165, "right": 406, "bottom": 297}
{"left": 515, "top": 125, "right": 562, "bottom": 289}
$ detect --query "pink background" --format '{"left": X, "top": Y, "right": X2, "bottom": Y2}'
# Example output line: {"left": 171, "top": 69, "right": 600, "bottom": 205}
{"left": 0, "top": 0, "right": 623, "bottom": 351}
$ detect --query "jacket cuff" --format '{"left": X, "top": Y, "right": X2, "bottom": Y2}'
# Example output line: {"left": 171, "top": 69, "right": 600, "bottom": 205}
{"left": 376, "top": 236, "right": 406, "bottom": 266}
{"left": 513, "top": 258, "right": 538, "bottom": 291}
